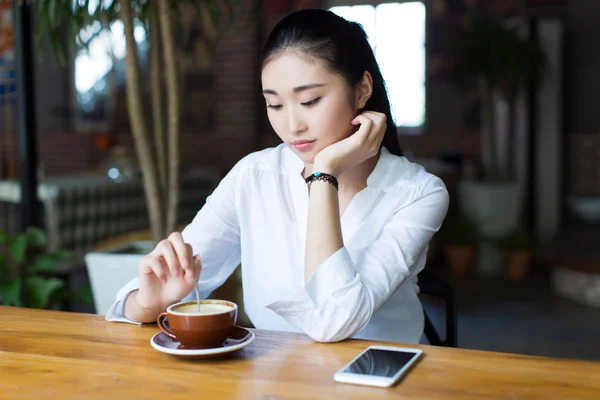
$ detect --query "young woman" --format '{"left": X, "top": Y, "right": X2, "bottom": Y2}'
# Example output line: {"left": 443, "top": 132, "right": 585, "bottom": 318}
{"left": 106, "top": 9, "right": 449, "bottom": 344}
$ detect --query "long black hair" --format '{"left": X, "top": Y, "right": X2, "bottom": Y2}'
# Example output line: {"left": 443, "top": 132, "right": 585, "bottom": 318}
{"left": 261, "top": 9, "right": 402, "bottom": 157}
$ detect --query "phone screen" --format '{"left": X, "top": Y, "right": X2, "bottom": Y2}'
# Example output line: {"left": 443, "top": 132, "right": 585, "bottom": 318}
{"left": 342, "top": 348, "right": 419, "bottom": 378}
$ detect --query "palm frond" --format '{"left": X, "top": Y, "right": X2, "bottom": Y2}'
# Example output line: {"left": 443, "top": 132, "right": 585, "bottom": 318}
{"left": 35, "top": 0, "right": 241, "bottom": 64}
{"left": 34, "top": 0, "right": 121, "bottom": 65}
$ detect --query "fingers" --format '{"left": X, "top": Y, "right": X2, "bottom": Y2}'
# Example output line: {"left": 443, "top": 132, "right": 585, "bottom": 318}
{"left": 351, "top": 113, "right": 372, "bottom": 127}
{"left": 194, "top": 254, "right": 202, "bottom": 277}
{"left": 361, "top": 110, "right": 386, "bottom": 120}
{"left": 361, "top": 111, "right": 387, "bottom": 135}
{"left": 352, "top": 111, "right": 386, "bottom": 124}
{"left": 184, "top": 255, "right": 203, "bottom": 286}
{"left": 145, "top": 232, "right": 194, "bottom": 281}
{"left": 156, "top": 239, "right": 182, "bottom": 277}
{"left": 141, "top": 255, "right": 169, "bottom": 283}
{"left": 183, "top": 244, "right": 194, "bottom": 276}
{"left": 140, "top": 252, "right": 199, "bottom": 286}
{"left": 168, "top": 232, "right": 193, "bottom": 273}
{"left": 150, "top": 239, "right": 183, "bottom": 278}
{"left": 352, "top": 112, "right": 386, "bottom": 138}
{"left": 350, "top": 114, "right": 374, "bottom": 141}
{"left": 352, "top": 111, "right": 386, "bottom": 153}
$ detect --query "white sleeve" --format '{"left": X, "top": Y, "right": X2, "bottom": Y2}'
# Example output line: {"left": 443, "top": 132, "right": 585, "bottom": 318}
{"left": 265, "top": 176, "right": 449, "bottom": 342}
{"left": 105, "top": 158, "right": 246, "bottom": 324}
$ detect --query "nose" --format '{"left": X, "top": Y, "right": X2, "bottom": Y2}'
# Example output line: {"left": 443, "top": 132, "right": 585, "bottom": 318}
{"left": 287, "top": 108, "right": 306, "bottom": 135}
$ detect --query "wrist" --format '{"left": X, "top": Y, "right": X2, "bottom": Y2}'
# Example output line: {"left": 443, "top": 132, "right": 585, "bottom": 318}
{"left": 312, "top": 159, "right": 338, "bottom": 177}
{"left": 305, "top": 171, "right": 339, "bottom": 191}
{"left": 126, "top": 290, "right": 164, "bottom": 322}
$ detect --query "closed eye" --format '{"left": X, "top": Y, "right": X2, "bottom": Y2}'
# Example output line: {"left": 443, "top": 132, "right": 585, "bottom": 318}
{"left": 301, "top": 97, "right": 321, "bottom": 107}
{"left": 267, "top": 104, "right": 283, "bottom": 110}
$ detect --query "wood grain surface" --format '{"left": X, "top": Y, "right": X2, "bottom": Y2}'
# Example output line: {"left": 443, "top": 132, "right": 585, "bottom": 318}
{"left": 1, "top": 306, "right": 599, "bottom": 399}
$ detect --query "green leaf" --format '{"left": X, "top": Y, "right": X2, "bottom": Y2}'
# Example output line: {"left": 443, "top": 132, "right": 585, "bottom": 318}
{"left": 34, "top": 0, "right": 119, "bottom": 66}
{"left": 48, "top": 286, "right": 70, "bottom": 305}
{"left": 0, "top": 278, "right": 23, "bottom": 307}
{"left": 49, "top": 0, "right": 57, "bottom": 28}
{"left": 28, "top": 254, "right": 59, "bottom": 274}
{"left": 27, "top": 249, "right": 69, "bottom": 274}
{"left": 25, "top": 227, "right": 48, "bottom": 248}
{"left": 49, "top": 284, "right": 93, "bottom": 308}
{"left": 91, "top": 0, "right": 103, "bottom": 17}
{"left": 105, "top": 0, "right": 120, "bottom": 21}
{"left": 73, "top": 285, "right": 94, "bottom": 306}
{"left": 52, "top": 250, "right": 71, "bottom": 261}
{"left": 9, "top": 233, "right": 28, "bottom": 263}
{"left": 139, "top": 1, "right": 151, "bottom": 26}
{"left": 24, "top": 277, "right": 65, "bottom": 309}
{"left": 0, "top": 230, "right": 8, "bottom": 243}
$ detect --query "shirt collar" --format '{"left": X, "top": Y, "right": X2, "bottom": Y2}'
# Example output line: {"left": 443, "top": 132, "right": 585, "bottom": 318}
{"left": 282, "top": 144, "right": 398, "bottom": 191}
{"left": 282, "top": 144, "right": 306, "bottom": 177}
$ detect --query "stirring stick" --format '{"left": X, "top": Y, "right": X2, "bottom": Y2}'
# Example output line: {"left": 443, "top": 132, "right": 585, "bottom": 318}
{"left": 193, "top": 256, "right": 201, "bottom": 313}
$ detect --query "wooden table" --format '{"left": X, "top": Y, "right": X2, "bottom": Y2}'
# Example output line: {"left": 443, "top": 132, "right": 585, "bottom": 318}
{"left": 1, "top": 306, "right": 599, "bottom": 399}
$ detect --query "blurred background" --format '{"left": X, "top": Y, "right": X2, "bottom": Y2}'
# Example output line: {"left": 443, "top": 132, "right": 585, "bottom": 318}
{"left": 1, "top": 0, "right": 599, "bottom": 362}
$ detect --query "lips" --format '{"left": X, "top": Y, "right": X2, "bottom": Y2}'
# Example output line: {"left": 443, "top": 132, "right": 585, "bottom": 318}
{"left": 291, "top": 140, "right": 316, "bottom": 151}
{"left": 292, "top": 140, "right": 315, "bottom": 145}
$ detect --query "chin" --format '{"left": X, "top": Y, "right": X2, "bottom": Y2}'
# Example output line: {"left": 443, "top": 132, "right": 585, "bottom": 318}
{"left": 285, "top": 145, "right": 313, "bottom": 164}
{"left": 296, "top": 153, "right": 315, "bottom": 164}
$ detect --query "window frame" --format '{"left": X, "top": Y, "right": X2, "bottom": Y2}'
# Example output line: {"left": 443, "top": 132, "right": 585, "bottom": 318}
{"left": 326, "top": 0, "right": 426, "bottom": 135}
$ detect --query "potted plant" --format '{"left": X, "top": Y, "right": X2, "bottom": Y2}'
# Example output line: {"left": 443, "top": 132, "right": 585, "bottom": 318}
{"left": 454, "top": 14, "right": 547, "bottom": 183}
{"left": 496, "top": 230, "right": 534, "bottom": 281}
{"left": 440, "top": 214, "right": 479, "bottom": 276}
{"left": 34, "top": 0, "right": 229, "bottom": 242}
{"left": 452, "top": 14, "right": 547, "bottom": 275}
{"left": 33, "top": 1, "right": 233, "bottom": 313}
{"left": 0, "top": 227, "right": 91, "bottom": 310}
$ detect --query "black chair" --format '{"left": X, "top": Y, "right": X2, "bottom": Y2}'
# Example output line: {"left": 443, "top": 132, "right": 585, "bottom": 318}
{"left": 417, "top": 268, "right": 457, "bottom": 347}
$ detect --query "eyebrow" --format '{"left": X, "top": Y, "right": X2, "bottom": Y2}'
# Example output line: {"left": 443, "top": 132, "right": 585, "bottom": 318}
{"left": 262, "top": 83, "right": 327, "bottom": 95}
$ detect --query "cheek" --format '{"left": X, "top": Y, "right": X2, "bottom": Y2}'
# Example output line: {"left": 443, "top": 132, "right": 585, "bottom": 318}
{"left": 314, "top": 99, "right": 355, "bottom": 140}
{"left": 267, "top": 111, "right": 286, "bottom": 139}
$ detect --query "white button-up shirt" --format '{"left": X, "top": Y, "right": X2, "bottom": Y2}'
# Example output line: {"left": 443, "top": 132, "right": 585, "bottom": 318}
{"left": 106, "top": 144, "right": 449, "bottom": 343}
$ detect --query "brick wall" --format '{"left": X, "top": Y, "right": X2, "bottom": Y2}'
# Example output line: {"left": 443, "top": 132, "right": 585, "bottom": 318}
{"left": 0, "top": 0, "right": 263, "bottom": 180}
{"left": 112, "top": 0, "right": 264, "bottom": 176}
{"left": 180, "top": 0, "right": 263, "bottom": 173}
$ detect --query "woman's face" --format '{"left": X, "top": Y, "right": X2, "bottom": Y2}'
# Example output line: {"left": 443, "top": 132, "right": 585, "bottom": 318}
{"left": 261, "top": 52, "right": 358, "bottom": 164}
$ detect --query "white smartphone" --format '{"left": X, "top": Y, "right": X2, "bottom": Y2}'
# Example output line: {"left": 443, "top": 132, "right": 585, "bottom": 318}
{"left": 333, "top": 345, "right": 423, "bottom": 388}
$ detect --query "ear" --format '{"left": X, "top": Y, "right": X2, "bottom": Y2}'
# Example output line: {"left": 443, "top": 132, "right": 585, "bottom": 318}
{"left": 355, "top": 71, "right": 373, "bottom": 110}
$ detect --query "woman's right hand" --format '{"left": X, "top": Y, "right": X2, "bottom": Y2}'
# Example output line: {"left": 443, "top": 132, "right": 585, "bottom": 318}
{"left": 135, "top": 232, "right": 202, "bottom": 313}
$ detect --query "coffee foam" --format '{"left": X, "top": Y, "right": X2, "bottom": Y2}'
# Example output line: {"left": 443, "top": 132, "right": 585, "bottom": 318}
{"left": 172, "top": 303, "right": 233, "bottom": 315}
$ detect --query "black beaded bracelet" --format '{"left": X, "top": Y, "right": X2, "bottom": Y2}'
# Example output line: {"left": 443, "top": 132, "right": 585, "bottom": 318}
{"left": 305, "top": 172, "right": 339, "bottom": 191}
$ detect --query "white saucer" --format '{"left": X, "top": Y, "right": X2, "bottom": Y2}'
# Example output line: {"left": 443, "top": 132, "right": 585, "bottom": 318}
{"left": 150, "top": 326, "right": 255, "bottom": 359}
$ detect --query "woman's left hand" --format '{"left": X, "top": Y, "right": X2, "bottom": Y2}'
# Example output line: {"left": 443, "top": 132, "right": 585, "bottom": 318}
{"left": 313, "top": 111, "right": 387, "bottom": 177}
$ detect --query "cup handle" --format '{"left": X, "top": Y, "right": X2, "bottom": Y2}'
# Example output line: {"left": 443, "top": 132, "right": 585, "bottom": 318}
{"left": 157, "top": 313, "right": 177, "bottom": 340}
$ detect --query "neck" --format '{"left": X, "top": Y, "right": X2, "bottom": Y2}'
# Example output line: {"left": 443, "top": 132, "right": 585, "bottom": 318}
{"left": 303, "top": 152, "right": 380, "bottom": 193}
